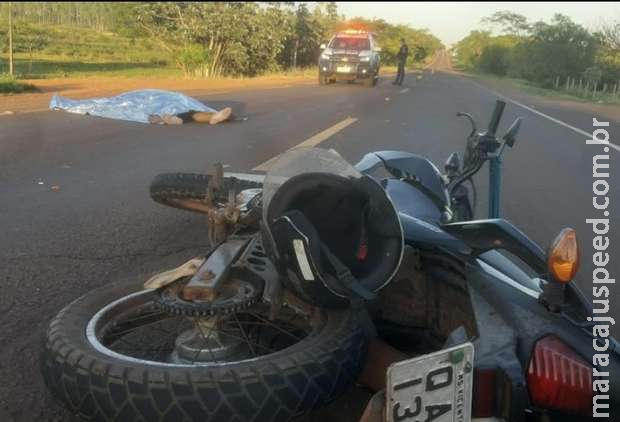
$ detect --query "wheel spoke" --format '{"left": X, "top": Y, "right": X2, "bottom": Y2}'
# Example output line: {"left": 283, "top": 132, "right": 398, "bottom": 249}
{"left": 232, "top": 312, "right": 256, "bottom": 357}
{"left": 106, "top": 313, "right": 170, "bottom": 340}
{"left": 215, "top": 328, "right": 279, "bottom": 354}
{"left": 246, "top": 311, "right": 303, "bottom": 341}
{"left": 154, "top": 316, "right": 190, "bottom": 356}
{"left": 192, "top": 316, "right": 219, "bottom": 363}
{"left": 99, "top": 297, "right": 316, "bottom": 364}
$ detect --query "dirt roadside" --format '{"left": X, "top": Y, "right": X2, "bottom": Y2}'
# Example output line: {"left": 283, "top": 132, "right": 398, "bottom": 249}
{"left": 466, "top": 74, "right": 620, "bottom": 124}
{"left": 0, "top": 67, "right": 404, "bottom": 115}
{"left": 0, "top": 74, "right": 316, "bottom": 114}
{"left": 432, "top": 50, "right": 620, "bottom": 124}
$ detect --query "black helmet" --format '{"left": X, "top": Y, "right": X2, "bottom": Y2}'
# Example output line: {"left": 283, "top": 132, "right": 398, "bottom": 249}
{"left": 264, "top": 161, "right": 403, "bottom": 308}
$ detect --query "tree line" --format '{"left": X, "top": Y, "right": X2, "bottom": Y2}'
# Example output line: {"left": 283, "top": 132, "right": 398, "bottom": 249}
{"left": 1, "top": 2, "right": 443, "bottom": 78}
{"left": 455, "top": 11, "right": 620, "bottom": 89}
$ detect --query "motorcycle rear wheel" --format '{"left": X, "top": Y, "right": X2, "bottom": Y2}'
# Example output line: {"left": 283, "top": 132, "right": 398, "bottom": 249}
{"left": 42, "top": 279, "right": 367, "bottom": 422}
{"left": 149, "top": 172, "right": 262, "bottom": 214}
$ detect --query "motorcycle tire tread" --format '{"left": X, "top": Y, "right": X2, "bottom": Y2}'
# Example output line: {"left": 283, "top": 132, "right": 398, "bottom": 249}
{"left": 42, "top": 279, "right": 367, "bottom": 422}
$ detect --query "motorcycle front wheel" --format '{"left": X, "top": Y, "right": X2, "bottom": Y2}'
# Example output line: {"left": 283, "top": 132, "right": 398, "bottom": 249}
{"left": 42, "top": 279, "right": 367, "bottom": 422}
{"left": 149, "top": 172, "right": 262, "bottom": 214}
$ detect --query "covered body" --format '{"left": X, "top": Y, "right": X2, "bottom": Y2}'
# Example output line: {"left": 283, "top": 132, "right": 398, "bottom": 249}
{"left": 49, "top": 89, "right": 215, "bottom": 124}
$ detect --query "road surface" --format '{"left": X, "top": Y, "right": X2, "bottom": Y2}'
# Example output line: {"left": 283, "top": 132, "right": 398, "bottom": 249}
{"left": 1, "top": 57, "right": 618, "bottom": 421}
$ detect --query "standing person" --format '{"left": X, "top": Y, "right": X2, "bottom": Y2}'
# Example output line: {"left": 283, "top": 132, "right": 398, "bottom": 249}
{"left": 393, "top": 38, "right": 409, "bottom": 86}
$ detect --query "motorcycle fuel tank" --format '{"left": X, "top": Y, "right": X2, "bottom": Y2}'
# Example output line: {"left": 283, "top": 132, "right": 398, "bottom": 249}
{"left": 356, "top": 151, "right": 450, "bottom": 207}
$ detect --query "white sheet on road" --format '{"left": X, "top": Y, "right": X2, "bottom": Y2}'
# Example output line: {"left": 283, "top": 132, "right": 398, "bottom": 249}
{"left": 49, "top": 89, "right": 216, "bottom": 124}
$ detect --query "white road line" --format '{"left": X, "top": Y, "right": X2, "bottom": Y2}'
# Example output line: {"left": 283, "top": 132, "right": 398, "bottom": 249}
{"left": 400, "top": 88, "right": 409, "bottom": 94}
{"left": 464, "top": 77, "right": 620, "bottom": 152}
{"left": 253, "top": 117, "right": 358, "bottom": 171}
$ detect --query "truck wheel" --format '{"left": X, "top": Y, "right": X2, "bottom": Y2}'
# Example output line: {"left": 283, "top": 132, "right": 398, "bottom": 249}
{"left": 42, "top": 279, "right": 368, "bottom": 422}
{"left": 319, "top": 74, "right": 327, "bottom": 86}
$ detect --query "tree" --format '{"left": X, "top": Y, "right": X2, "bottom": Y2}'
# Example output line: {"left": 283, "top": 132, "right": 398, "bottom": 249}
{"left": 598, "top": 20, "right": 620, "bottom": 51}
{"left": 8, "top": 1, "right": 13, "bottom": 75}
{"left": 136, "top": 2, "right": 295, "bottom": 77}
{"left": 518, "top": 14, "right": 597, "bottom": 84}
{"left": 321, "top": 2, "right": 339, "bottom": 37}
{"left": 291, "top": 3, "right": 322, "bottom": 68}
{"left": 594, "top": 18, "right": 620, "bottom": 85}
{"left": 477, "top": 40, "right": 514, "bottom": 76}
{"left": 455, "top": 30, "right": 492, "bottom": 68}
{"left": 17, "top": 23, "right": 49, "bottom": 74}
{"left": 482, "top": 11, "right": 530, "bottom": 38}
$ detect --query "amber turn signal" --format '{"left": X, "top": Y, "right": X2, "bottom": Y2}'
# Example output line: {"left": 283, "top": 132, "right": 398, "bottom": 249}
{"left": 547, "top": 228, "right": 580, "bottom": 283}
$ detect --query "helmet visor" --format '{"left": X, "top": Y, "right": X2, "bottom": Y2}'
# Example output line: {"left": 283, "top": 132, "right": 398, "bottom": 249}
{"left": 262, "top": 148, "right": 361, "bottom": 223}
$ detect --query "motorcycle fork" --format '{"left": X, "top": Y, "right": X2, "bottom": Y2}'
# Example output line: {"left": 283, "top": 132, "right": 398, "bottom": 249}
{"left": 488, "top": 154, "right": 502, "bottom": 219}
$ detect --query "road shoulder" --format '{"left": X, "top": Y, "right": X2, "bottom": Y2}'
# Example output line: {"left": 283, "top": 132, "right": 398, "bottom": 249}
{"left": 456, "top": 71, "right": 620, "bottom": 124}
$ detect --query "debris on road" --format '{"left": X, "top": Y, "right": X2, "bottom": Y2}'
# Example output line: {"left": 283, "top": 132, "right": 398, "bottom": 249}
{"left": 49, "top": 89, "right": 233, "bottom": 125}
{"left": 50, "top": 185, "right": 61, "bottom": 192}
{"left": 385, "top": 97, "right": 391, "bottom": 101}
{"left": 143, "top": 257, "right": 204, "bottom": 289}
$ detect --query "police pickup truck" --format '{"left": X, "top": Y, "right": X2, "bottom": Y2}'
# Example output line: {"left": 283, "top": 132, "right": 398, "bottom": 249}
{"left": 318, "top": 30, "right": 381, "bottom": 87}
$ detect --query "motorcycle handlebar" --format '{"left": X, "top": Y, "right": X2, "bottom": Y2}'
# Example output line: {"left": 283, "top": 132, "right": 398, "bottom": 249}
{"left": 487, "top": 100, "right": 506, "bottom": 136}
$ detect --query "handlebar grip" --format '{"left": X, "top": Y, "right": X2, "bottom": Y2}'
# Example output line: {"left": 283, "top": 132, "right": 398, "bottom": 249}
{"left": 487, "top": 100, "right": 506, "bottom": 136}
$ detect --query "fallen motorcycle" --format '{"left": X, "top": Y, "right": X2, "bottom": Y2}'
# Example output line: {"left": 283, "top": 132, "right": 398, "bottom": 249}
{"left": 42, "top": 101, "right": 619, "bottom": 422}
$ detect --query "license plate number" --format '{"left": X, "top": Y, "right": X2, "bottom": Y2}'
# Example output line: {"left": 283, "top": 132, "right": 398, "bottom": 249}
{"left": 337, "top": 66, "right": 352, "bottom": 73}
{"left": 386, "top": 343, "right": 474, "bottom": 422}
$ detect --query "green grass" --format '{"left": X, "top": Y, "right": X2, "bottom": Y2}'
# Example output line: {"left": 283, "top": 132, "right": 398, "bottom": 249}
{"left": 0, "top": 75, "right": 37, "bottom": 94}
{"left": 0, "top": 55, "right": 181, "bottom": 79}
{"left": 0, "top": 24, "right": 178, "bottom": 79}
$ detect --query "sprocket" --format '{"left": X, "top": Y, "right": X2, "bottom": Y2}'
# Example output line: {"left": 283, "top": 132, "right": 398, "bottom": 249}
{"left": 155, "top": 278, "right": 261, "bottom": 317}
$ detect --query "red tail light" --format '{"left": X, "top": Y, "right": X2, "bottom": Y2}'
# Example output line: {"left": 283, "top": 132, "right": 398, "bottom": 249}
{"left": 527, "top": 335, "right": 593, "bottom": 415}
{"left": 472, "top": 368, "right": 496, "bottom": 417}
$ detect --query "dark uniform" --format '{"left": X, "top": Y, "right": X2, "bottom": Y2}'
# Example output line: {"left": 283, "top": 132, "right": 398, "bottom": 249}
{"left": 394, "top": 42, "right": 409, "bottom": 86}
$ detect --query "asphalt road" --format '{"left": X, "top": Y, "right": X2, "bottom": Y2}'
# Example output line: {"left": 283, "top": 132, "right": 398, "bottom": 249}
{"left": 1, "top": 62, "right": 618, "bottom": 421}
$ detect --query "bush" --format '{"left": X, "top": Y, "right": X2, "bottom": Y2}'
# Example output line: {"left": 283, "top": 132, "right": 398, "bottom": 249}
{"left": 477, "top": 45, "right": 510, "bottom": 76}
{"left": 596, "top": 55, "right": 620, "bottom": 86}
{"left": 0, "top": 75, "right": 37, "bottom": 94}
{"left": 177, "top": 44, "right": 212, "bottom": 78}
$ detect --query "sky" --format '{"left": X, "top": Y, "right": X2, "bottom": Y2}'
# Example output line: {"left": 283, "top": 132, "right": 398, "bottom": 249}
{"left": 336, "top": 2, "right": 620, "bottom": 46}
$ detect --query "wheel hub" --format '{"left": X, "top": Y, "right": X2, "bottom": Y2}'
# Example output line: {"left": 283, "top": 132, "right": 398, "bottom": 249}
{"left": 172, "top": 317, "right": 248, "bottom": 363}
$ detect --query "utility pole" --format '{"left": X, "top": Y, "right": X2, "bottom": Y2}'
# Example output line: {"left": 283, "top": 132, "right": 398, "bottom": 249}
{"left": 8, "top": 1, "right": 14, "bottom": 76}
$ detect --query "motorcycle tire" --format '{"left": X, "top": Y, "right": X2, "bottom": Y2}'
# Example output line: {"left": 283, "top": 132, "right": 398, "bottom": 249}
{"left": 42, "top": 279, "right": 367, "bottom": 422}
{"left": 149, "top": 172, "right": 262, "bottom": 214}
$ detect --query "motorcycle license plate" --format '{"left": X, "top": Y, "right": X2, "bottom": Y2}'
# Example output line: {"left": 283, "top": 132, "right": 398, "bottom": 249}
{"left": 337, "top": 65, "right": 352, "bottom": 73}
{"left": 386, "top": 343, "right": 474, "bottom": 422}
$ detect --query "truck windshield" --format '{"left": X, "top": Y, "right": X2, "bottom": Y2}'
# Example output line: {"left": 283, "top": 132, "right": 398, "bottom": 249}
{"left": 329, "top": 37, "right": 370, "bottom": 51}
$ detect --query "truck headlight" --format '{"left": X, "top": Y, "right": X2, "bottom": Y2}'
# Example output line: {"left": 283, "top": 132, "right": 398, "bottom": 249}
{"left": 320, "top": 53, "right": 331, "bottom": 60}
{"left": 360, "top": 56, "right": 370, "bottom": 62}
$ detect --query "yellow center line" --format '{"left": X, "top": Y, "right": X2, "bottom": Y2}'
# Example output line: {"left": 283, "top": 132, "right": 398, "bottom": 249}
{"left": 253, "top": 116, "right": 358, "bottom": 171}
